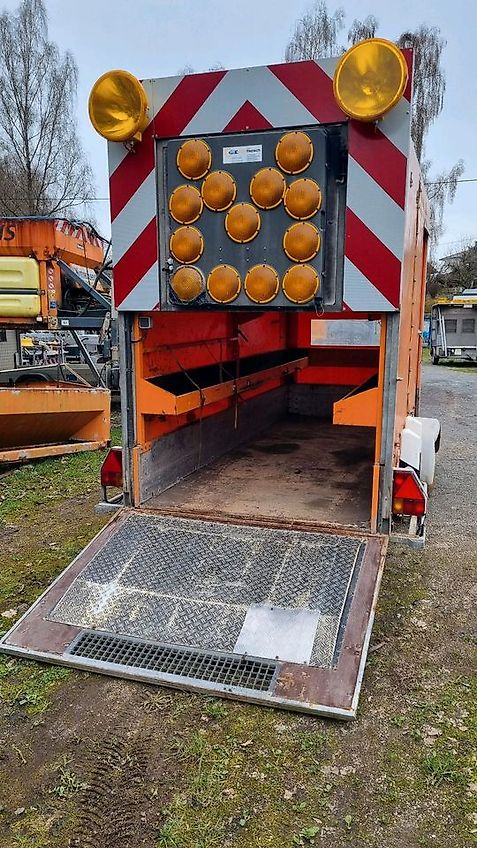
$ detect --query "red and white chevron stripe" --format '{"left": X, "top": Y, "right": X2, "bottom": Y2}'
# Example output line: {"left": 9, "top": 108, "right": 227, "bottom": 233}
{"left": 108, "top": 56, "right": 413, "bottom": 312}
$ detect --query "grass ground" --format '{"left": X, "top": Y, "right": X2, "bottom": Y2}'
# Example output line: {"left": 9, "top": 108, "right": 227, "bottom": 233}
{"left": 0, "top": 375, "right": 475, "bottom": 848}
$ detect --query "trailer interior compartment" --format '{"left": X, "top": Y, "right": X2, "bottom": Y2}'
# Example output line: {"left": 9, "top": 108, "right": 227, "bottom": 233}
{"left": 131, "top": 311, "right": 381, "bottom": 530}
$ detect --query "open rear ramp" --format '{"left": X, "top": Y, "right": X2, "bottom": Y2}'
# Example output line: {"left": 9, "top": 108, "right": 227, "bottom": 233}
{"left": 0, "top": 510, "right": 387, "bottom": 718}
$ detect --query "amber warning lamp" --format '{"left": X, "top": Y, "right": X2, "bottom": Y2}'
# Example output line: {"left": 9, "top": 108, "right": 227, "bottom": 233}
{"left": 333, "top": 38, "right": 408, "bottom": 122}
{"left": 88, "top": 70, "right": 149, "bottom": 142}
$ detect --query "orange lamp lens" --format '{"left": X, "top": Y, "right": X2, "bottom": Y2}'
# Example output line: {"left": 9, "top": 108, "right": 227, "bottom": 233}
{"left": 283, "top": 222, "right": 321, "bottom": 262}
{"left": 207, "top": 265, "right": 241, "bottom": 303}
{"left": 225, "top": 203, "right": 261, "bottom": 243}
{"left": 244, "top": 264, "right": 279, "bottom": 304}
{"left": 202, "top": 170, "right": 236, "bottom": 211}
{"left": 170, "top": 226, "right": 204, "bottom": 264}
{"left": 88, "top": 70, "right": 149, "bottom": 142}
{"left": 171, "top": 266, "right": 205, "bottom": 302}
{"left": 176, "top": 138, "right": 211, "bottom": 180}
{"left": 276, "top": 131, "right": 313, "bottom": 174}
{"left": 282, "top": 265, "right": 320, "bottom": 303}
{"left": 393, "top": 497, "right": 405, "bottom": 514}
{"left": 249, "top": 167, "right": 286, "bottom": 209}
{"left": 333, "top": 38, "right": 409, "bottom": 121}
{"left": 169, "top": 185, "right": 203, "bottom": 224}
{"left": 284, "top": 178, "right": 322, "bottom": 220}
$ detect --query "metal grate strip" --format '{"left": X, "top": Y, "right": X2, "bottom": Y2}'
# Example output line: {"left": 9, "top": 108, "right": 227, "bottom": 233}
{"left": 68, "top": 630, "right": 277, "bottom": 692}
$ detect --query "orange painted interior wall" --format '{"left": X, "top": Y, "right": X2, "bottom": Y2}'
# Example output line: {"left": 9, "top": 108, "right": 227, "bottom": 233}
{"left": 134, "top": 310, "right": 380, "bottom": 450}
{"left": 140, "top": 311, "right": 287, "bottom": 380}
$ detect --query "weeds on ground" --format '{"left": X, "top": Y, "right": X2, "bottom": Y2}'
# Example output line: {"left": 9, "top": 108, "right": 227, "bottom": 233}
{"left": 203, "top": 699, "right": 228, "bottom": 721}
{"left": 49, "top": 755, "right": 89, "bottom": 798}
{"left": 0, "top": 656, "right": 71, "bottom": 715}
{"left": 423, "top": 749, "right": 464, "bottom": 788}
{"left": 154, "top": 704, "right": 356, "bottom": 848}
{"left": 384, "top": 677, "right": 477, "bottom": 842}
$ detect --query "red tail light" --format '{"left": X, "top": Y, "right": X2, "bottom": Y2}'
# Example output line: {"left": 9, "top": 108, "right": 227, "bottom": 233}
{"left": 100, "top": 447, "right": 123, "bottom": 489}
{"left": 392, "top": 468, "right": 426, "bottom": 517}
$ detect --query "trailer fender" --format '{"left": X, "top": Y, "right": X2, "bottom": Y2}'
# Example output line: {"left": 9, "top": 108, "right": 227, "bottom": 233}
{"left": 400, "top": 417, "right": 422, "bottom": 472}
{"left": 401, "top": 416, "right": 440, "bottom": 486}
{"left": 416, "top": 417, "right": 441, "bottom": 486}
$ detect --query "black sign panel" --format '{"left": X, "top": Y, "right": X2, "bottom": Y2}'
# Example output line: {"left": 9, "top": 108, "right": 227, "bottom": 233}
{"left": 157, "top": 125, "right": 346, "bottom": 310}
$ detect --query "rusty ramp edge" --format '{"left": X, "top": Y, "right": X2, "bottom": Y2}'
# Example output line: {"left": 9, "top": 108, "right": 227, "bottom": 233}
{"left": 0, "top": 439, "right": 108, "bottom": 463}
{"left": 0, "top": 509, "right": 387, "bottom": 718}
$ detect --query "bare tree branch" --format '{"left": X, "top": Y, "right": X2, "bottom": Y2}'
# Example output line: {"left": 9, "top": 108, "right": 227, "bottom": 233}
{"left": 285, "top": 1, "right": 345, "bottom": 61}
{"left": 0, "top": 0, "right": 94, "bottom": 217}
{"left": 348, "top": 15, "right": 378, "bottom": 45}
{"left": 423, "top": 159, "right": 465, "bottom": 245}
{"left": 397, "top": 25, "right": 446, "bottom": 162}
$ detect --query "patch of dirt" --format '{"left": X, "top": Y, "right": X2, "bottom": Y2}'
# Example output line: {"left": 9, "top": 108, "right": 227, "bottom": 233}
{"left": 253, "top": 442, "right": 300, "bottom": 454}
{"left": 1, "top": 675, "right": 192, "bottom": 848}
{"left": 66, "top": 680, "right": 179, "bottom": 848}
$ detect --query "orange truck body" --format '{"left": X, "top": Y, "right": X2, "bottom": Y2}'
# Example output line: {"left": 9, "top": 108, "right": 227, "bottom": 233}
{"left": 0, "top": 217, "right": 104, "bottom": 329}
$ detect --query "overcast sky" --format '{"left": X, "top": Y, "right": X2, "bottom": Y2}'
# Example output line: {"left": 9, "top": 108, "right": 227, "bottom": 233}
{"left": 2, "top": 0, "right": 476, "bottom": 256}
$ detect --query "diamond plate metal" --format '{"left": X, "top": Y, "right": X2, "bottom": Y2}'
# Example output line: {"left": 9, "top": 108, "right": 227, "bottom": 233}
{"left": 49, "top": 513, "right": 365, "bottom": 668}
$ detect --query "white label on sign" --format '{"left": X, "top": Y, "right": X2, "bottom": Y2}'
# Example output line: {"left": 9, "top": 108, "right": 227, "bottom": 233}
{"left": 223, "top": 144, "right": 262, "bottom": 164}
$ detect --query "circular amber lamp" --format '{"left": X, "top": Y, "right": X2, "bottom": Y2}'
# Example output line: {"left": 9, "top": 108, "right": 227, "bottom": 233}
{"left": 169, "top": 226, "right": 203, "bottom": 264}
{"left": 202, "top": 170, "right": 236, "bottom": 211}
{"left": 169, "top": 185, "right": 203, "bottom": 224}
{"left": 250, "top": 167, "right": 286, "bottom": 209}
{"left": 284, "top": 178, "right": 321, "bottom": 220}
{"left": 244, "top": 265, "right": 279, "bottom": 304}
{"left": 177, "top": 139, "right": 211, "bottom": 180}
{"left": 333, "top": 38, "right": 408, "bottom": 121}
{"left": 170, "top": 266, "right": 205, "bottom": 302}
{"left": 207, "top": 265, "right": 241, "bottom": 303}
{"left": 283, "top": 222, "right": 321, "bottom": 262}
{"left": 225, "top": 203, "right": 261, "bottom": 243}
{"left": 282, "top": 265, "right": 320, "bottom": 304}
{"left": 276, "top": 131, "right": 313, "bottom": 174}
{"left": 88, "top": 69, "right": 149, "bottom": 142}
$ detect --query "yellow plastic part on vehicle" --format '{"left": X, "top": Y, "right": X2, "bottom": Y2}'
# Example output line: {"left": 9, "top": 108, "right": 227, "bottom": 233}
{"left": 0, "top": 256, "right": 41, "bottom": 318}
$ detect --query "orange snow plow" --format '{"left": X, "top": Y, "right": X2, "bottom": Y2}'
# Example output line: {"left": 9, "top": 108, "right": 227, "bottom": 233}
{"left": 0, "top": 374, "right": 109, "bottom": 463}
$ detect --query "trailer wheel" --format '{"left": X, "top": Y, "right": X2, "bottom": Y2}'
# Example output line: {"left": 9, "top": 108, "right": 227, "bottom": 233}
{"left": 432, "top": 355, "right": 440, "bottom": 365}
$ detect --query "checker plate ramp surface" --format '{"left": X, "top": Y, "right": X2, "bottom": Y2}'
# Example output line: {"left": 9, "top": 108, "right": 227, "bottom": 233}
{"left": 0, "top": 510, "right": 387, "bottom": 718}
{"left": 48, "top": 513, "right": 364, "bottom": 668}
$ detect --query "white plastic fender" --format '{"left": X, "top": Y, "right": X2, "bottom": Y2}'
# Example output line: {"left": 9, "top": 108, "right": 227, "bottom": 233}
{"left": 416, "top": 417, "right": 441, "bottom": 486}
{"left": 399, "top": 416, "right": 441, "bottom": 485}
{"left": 400, "top": 417, "right": 423, "bottom": 472}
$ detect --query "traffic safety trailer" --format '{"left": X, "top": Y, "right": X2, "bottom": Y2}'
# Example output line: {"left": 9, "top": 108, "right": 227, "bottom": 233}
{"left": 1, "top": 39, "right": 440, "bottom": 717}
